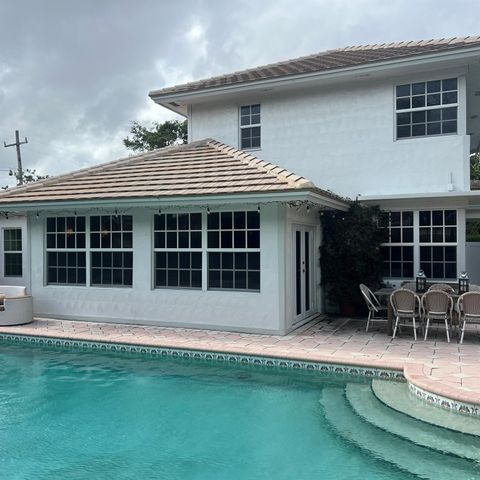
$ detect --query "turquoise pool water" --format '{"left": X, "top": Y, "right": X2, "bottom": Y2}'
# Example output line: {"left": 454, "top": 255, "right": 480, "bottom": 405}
{"left": 0, "top": 343, "right": 478, "bottom": 480}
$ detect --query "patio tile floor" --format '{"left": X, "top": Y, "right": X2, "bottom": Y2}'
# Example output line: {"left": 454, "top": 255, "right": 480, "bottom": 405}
{"left": 0, "top": 315, "right": 479, "bottom": 408}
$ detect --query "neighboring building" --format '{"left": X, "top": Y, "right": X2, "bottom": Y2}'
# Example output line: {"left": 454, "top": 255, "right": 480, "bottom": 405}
{"left": 1, "top": 36, "right": 480, "bottom": 332}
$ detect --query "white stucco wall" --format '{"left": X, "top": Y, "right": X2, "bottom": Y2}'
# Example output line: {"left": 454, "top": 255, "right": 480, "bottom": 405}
{"left": 27, "top": 204, "right": 292, "bottom": 334}
{"left": 189, "top": 70, "right": 470, "bottom": 198}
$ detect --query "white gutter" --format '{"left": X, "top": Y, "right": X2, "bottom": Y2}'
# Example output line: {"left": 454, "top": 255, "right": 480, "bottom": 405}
{"left": 360, "top": 190, "right": 480, "bottom": 201}
{"left": 149, "top": 47, "right": 480, "bottom": 105}
{"left": 0, "top": 190, "right": 349, "bottom": 212}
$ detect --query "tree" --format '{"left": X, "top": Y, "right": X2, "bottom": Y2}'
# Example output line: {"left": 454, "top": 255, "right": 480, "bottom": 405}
{"left": 470, "top": 152, "right": 480, "bottom": 180}
{"left": 320, "top": 202, "right": 387, "bottom": 312}
{"left": 2, "top": 168, "right": 49, "bottom": 190}
{"left": 123, "top": 119, "right": 187, "bottom": 152}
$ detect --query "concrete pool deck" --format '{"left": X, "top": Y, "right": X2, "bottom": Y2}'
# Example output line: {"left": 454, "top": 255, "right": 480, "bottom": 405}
{"left": 0, "top": 315, "right": 479, "bottom": 411}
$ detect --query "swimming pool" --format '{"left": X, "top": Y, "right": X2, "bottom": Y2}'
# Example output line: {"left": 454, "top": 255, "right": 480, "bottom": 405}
{"left": 0, "top": 343, "right": 478, "bottom": 479}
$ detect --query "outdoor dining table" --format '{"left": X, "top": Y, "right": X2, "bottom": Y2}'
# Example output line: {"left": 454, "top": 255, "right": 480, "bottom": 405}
{"left": 373, "top": 287, "right": 460, "bottom": 336}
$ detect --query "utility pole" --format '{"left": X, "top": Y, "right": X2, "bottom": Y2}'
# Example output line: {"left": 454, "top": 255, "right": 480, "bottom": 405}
{"left": 4, "top": 130, "right": 28, "bottom": 185}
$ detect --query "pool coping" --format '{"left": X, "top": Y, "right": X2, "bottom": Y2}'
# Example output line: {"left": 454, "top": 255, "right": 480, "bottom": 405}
{"left": 0, "top": 328, "right": 479, "bottom": 418}
{"left": 0, "top": 332, "right": 405, "bottom": 380}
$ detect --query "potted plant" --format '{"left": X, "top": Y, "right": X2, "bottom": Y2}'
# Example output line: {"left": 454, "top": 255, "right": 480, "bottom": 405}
{"left": 320, "top": 202, "right": 386, "bottom": 315}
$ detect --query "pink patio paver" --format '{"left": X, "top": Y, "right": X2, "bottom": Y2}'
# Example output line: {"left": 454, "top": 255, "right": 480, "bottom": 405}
{"left": 0, "top": 315, "right": 479, "bottom": 408}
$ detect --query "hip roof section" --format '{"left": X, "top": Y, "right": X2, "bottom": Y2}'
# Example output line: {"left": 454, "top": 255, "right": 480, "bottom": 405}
{"left": 0, "top": 139, "right": 344, "bottom": 205}
{"left": 150, "top": 36, "right": 480, "bottom": 98}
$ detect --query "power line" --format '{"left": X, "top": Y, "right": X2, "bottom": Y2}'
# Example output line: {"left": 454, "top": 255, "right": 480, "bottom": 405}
{"left": 4, "top": 130, "right": 28, "bottom": 185}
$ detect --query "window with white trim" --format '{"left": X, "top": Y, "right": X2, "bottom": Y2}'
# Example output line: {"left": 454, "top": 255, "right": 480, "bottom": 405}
{"left": 153, "top": 213, "right": 202, "bottom": 289}
{"left": 381, "top": 211, "right": 414, "bottom": 278}
{"left": 3, "top": 228, "right": 22, "bottom": 277}
{"left": 90, "top": 215, "right": 133, "bottom": 287}
{"left": 240, "top": 104, "right": 261, "bottom": 149}
{"left": 395, "top": 78, "right": 457, "bottom": 139}
{"left": 207, "top": 211, "right": 260, "bottom": 291}
{"left": 419, "top": 210, "right": 457, "bottom": 279}
{"left": 46, "top": 217, "right": 86, "bottom": 285}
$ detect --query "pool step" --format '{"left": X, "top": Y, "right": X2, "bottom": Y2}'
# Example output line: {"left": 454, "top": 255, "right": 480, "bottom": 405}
{"left": 345, "top": 383, "right": 480, "bottom": 461}
{"left": 320, "top": 387, "right": 478, "bottom": 480}
{"left": 372, "top": 379, "right": 480, "bottom": 437}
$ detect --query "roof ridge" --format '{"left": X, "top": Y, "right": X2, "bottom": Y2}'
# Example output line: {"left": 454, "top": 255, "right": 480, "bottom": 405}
{"left": 331, "top": 35, "right": 480, "bottom": 51}
{"left": 205, "top": 139, "right": 315, "bottom": 189}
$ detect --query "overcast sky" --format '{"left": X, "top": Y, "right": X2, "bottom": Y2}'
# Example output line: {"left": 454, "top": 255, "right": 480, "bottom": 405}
{"left": 0, "top": 0, "right": 479, "bottom": 186}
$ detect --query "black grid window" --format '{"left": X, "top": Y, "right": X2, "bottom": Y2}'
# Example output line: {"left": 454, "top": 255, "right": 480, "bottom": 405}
{"left": 90, "top": 215, "right": 132, "bottom": 249}
{"left": 154, "top": 213, "right": 202, "bottom": 289}
{"left": 207, "top": 211, "right": 260, "bottom": 249}
{"left": 396, "top": 78, "right": 458, "bottom": 139}
{"left": 3, "top": 228, "right": 22, "bottom": 277}
{"left": 240, "top": 104, "right": 261, "bottom": 149}
{"left": 419, "top": 210, "right": 457, "bottom": 279}
{"left": 91, "top": 252, "right": 133, "bottom": 287}
{"left": 155, "top": 252, "right": 202, "bottom": 289}
{"left": 208, "top": 252, "right": 260, "bottom": 291}
{"left": 381, "top": 211, "right": 414, "bottom": 279}
{"left": 46, "top": 217, "right": 86, "bottom": 285}
{"left": 207, "top": 211, "right": 260, "bottom": 291}
{"left": 90, "top": 215, "right": 133, "bottom": 287}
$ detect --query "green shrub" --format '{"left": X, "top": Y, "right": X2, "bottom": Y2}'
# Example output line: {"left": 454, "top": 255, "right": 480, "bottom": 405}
{"left": 320, "top": 202, "right": 387, "bottom": 309}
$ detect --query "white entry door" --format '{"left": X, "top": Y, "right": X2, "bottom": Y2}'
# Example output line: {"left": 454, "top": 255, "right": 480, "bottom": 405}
{"left": 292, "top": 225, "right": 315, "bottom": 323}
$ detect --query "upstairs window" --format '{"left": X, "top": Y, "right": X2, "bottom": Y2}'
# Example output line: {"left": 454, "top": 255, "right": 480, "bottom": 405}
{"left": 395, "top": 78, "right": 458, "bottom": 139}
{"left": 240, "top": 104, "right": 261, "bottom": 149}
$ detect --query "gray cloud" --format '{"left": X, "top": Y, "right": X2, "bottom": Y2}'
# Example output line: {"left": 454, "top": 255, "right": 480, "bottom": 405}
{"left": 0, "top": 0, "right": 479, "bottom": 186}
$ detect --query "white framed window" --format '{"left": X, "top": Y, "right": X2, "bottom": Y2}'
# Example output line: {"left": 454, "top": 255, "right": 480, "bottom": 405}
{"left": 153, "top": 213, "right": 202, "bottom": 289}
{"left": 46, "top": 216, "right": 86, "bottom": 285}
{"left": 395, "top": 78, "right": 458, "bottom": 139}
{"left": 419, "top": 210, "right": 457, "bottom": 279}
{"left": 90, "top": 215, "right": 133, "bottom": 287}
{"left": 3, "top": 228, "right": 22, "bottom": 277}
{"left": 240, "top": 104, "right": 261, "bottom": 149}
{"left": 380, "top": 209, "right": 458, "bottom": 281}
{"left": 207, "top": 211, "right": 260, "bottom": 291}
{"left": 381, "top": 211, "right": 414, "bottom": 278}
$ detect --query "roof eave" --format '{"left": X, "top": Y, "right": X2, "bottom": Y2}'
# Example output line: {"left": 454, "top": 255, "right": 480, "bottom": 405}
{"left": 149, "top": 46, "right": 480, "bottom": 105}
{"left": 0, "top": 189, "right": 349, "bottom": 212}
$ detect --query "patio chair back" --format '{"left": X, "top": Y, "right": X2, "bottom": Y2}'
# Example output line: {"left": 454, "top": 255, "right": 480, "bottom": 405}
{"left": 359, "top": 284, "right": 379, "bottom": 312}
{"left": 390, "top": 288, "right": 417, "bottom": 315}
{"left": 428, "top": 283, "right": 454, "bottom": 293}
{"left": 460, "top": 292, "right": 480, "bottom": 317}
{"left": 422, "top": 290, "right": 451, "bottom": 316}
{"left": 401, "top": 282, "right": 416, "bottom": 291}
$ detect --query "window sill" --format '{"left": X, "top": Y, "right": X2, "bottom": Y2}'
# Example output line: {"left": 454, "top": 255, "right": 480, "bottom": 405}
{"left": 240, "top": 147, "right": 262, "bottom": 153}
{"left": 394, "top": 132, "right": 458, "bottom": 142}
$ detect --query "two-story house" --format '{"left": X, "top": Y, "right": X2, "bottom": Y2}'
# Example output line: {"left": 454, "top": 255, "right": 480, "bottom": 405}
{"left": 1, "top": 36, "right": 480, "bottom": 334}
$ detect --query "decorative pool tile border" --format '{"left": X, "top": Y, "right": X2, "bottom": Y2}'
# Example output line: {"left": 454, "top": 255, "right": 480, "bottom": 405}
{"left": 0, "top": 333, "right": 405, "bottom": 381}
{"left": 408, "top": 381, "right": 480, "bottom": 417}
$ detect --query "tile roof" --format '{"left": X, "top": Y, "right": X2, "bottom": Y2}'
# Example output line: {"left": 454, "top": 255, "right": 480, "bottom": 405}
{"left": 0, "top": 139, "right": 342, "bottom": 205}
{"left": 150, "top": 36, "right": 480, "bottom": 97}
